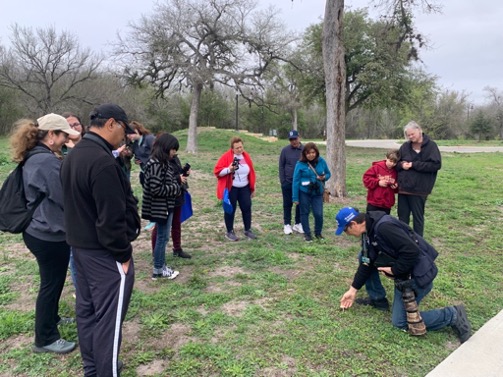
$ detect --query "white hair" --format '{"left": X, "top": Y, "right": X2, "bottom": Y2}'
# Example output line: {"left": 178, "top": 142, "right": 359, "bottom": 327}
{"left": 403, "top": 121, "right": 422, "bottom": 138}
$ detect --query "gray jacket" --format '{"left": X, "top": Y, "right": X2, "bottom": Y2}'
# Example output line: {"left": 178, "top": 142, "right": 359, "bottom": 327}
{"left": 23, "top": 145, "right": 66, "bottom": 242}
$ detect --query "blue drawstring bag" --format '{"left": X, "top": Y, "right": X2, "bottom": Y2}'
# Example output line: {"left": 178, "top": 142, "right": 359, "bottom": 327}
{"left": 180, "top": 191, "right": 193, "bottom": 223}
{"left": 223, "top": 188, "right": 233, "bottom": 214}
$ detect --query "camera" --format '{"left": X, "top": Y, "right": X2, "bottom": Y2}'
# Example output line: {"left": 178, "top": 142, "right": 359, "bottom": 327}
{"left": 232, "top": 157, "right": 240, "bottom": 171}
{"left": 182, "top": 163, "right": 191, "bottom": 176}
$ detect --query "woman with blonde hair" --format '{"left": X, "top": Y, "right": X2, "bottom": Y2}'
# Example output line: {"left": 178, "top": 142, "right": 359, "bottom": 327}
{"left": 10, "top": 114, "right": 80, "bottom": 354}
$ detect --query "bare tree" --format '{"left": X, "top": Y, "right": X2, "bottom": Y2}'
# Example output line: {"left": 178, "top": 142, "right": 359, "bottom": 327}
{"left": 0, "top": 25, "right": 102, "bottom": 114}
{"left": 306, "top": 0, "right": 440, "bottom": 197}
{"left": 117, "top": 0, "right": 297, "bottom": 152}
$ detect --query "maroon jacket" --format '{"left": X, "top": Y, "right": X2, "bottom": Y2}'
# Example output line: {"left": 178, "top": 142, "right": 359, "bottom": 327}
{"left": 363, "top": 160, "right": 398, "bottom": 210}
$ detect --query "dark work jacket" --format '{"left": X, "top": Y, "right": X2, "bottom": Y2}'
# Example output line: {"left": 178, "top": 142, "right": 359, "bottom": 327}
{"left": 61, "top": 132, "right": 141, "bottom": 263}
{"left": 351, "top": 211, "right": 438, "bottom": 289}
{"left": 396, "top": 133, "right": 441, "bottom": 196}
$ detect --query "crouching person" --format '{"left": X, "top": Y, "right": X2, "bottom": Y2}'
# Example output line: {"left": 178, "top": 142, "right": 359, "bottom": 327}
{"left": 335, "top": 207, "right": 471, "bottom": 343}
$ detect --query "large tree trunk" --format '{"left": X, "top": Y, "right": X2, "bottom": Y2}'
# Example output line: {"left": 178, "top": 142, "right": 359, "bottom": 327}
{"left": 186, "top": 82, "right": 203, "bottom": 153}
{"left": 323, "top": 0, "right": 347, "bottom": 198}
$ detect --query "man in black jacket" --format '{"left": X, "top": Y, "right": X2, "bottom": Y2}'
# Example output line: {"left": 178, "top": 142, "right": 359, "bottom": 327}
{"left": 61, "top": 103, "right": 140, "bottom": 377}
{"left": 397, "top": 121, "right": 441, "bottom": 236}
{"left": 335, "top": 207, "right": 471, "bottom": 343}
{"left": 279, "top": 130, "right": 304, "bottom": 235}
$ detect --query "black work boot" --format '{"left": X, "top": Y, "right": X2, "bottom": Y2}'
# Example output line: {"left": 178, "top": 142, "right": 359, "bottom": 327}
{"left": 173, "top": 249, "right": 192, "bottom": 259}
{"left": 451, "top": 305, "right": 471, "bottom": 343}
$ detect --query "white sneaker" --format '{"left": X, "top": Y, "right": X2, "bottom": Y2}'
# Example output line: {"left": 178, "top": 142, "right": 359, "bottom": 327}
{"left": 283, "top": 224, "right": 293, "bottom": 235}
{"left": 162, "top": 266, "right": 179, "bottom": 280}
{"left": 293, "top": 223, "right": 304, "bottom": 234}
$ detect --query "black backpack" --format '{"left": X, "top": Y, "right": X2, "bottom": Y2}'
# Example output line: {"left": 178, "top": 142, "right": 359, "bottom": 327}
{"left": 0, "top": 149, "right": 50, "bottom": 233}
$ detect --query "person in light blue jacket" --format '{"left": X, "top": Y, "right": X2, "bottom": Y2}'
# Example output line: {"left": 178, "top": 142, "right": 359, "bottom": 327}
{"left": 292, "top": 142, "right": 331, "bottom": 242}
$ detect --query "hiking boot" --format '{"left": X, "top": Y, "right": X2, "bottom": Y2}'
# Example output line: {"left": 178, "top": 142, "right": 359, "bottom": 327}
{"left": 225, "top": 231, "right": 239, "bottom": 241}
{"left": 293, "top": 223, "right": 304, "bottom": 234}
{"left": 355, "top": 297, "right": 390, "bottom": 311}
{"left": 173, "top": 249, "right": 192, "bottom": 259}
{"left": 33, "top": 338, "right": 76, "bottom": 354}
{"left": 452, "top": 305, "right": 471, "bottom": 343}
{"left": 244, "top": 230, "right": 257, "bottom": 240}
{"left": 284, "top": 224, "right": 293, "bottom": 235}
{"left": 57, "top": 317, "right": 75, "bottom": 326}
{"left": 315, "top": 234, "right": 325, "bottom": 241}
{"left": 304, "top": 234, "right": 313, "bottom": 242}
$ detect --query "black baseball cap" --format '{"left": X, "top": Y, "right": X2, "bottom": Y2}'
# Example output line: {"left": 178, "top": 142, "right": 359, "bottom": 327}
{"left": 89, "top": 103, "right": 135, "bottom": 134}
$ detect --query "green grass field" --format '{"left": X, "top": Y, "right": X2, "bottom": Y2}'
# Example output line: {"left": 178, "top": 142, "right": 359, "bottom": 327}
{"left": 0, "top": 129, "right": 502, "bottom": 377}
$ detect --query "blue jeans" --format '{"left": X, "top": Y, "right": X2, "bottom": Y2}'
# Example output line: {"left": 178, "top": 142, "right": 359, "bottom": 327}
{"left": 281, "top": 182, "right": 300, "bottom": 225}
{"left": 366, "top": 267, "right": 387, "bottom": 301}
{"left": 391, "top": 281, "right": 456, "bottom": 331}
{"left": 153, "top": 212, "right": 173, "bottom": 270}
{"left": 299, "top": 190, "right": 323, "bottom": 236}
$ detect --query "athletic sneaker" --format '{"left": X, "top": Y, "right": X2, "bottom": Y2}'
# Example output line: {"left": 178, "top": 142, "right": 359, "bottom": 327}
{"left": 284, "top": 224, "right": 293, "bottom": 235}
{"left": 293, "top": 223, "right": 304, "bottom": 234}
{"left": 225, "top": 231, "right": 239, "bottom": 241}
{"left": 244, "top": 230, "right": 257, "bottom": 240}
{"left": 451, "top": 305, "right": 471, "bottom": 343}
{"left": 152, "top": 266, "right": 179, "bottom": 280}
{"left": 33, "top": 338, "right": 76, "bottom": 354}
{"left": 304, "top": 234, "right": 313, "bottom": 242}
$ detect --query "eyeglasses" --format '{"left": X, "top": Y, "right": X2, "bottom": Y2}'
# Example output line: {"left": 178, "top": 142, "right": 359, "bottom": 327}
{"left": 343, "top": 222, "right": 352, "bottom": 233}
{"left": 70, "top": 122, "right": 81, "bottom": 129}
{"left": 116, "top": 121, "right": 126, "bottom": 132}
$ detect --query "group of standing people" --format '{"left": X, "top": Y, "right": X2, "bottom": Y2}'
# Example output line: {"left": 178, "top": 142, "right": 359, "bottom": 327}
{"left": 9, "top": 114, "right": 470, "bottom": 376}
{"left": 11, "top": 103, "right": 193, "bottom": 376}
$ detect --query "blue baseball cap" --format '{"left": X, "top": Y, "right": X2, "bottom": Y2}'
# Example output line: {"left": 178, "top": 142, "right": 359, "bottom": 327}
{"left": 288, "top": 130, "right": 299, "bottom": 139}
{"left": 335, "top": 207, "right": 359, "bottom": 235}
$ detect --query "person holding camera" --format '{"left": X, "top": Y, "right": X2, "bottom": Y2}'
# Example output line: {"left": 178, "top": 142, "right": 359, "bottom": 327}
{"left": 214, "top": 136, "right": 256, "bottom": 241}
{"left": 335, "top": 207, "right": 471, "bottom": 344}
{"left": 292, "top": 142, "right": 331, "bottom": 242}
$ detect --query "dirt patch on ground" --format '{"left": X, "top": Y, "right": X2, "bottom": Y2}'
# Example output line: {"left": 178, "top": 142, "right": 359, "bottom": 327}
{"left": 135, "top": 359, "right": 167, "bottom": 376}
{"left": 221, "top": 300, "right": 248, "bottom": 317}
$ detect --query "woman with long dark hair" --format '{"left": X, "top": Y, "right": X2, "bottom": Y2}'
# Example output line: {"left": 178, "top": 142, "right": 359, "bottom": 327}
{"left": 10, "top": 114, "right": 80, "bottom": 354}
{"left": 292, "top": 142, "right": 331, "bottom": 242}
{"left": 141, "top": 133, "right": 182, "bottom": 280}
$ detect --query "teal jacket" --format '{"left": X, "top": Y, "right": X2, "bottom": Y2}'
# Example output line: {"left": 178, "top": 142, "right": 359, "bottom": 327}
{"left": 292, "top": 157, "right": 331, "bottom": 202}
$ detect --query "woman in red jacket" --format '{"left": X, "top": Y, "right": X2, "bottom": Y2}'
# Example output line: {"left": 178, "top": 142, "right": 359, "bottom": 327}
{"left": 214, "top": 136, "right": 256, "bottom": 241}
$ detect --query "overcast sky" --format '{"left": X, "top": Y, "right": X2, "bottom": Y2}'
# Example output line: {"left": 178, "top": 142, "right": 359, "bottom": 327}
{"left": 1, "top": 0, "right": 502, "bottom": 105}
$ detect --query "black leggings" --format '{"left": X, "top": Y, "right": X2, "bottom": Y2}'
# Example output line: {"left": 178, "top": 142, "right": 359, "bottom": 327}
{"left": 23, "top": 232, "right": 70, "bottom": 347}
{"left": 224, "top": 185, "right": 252, "bottom": 232}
